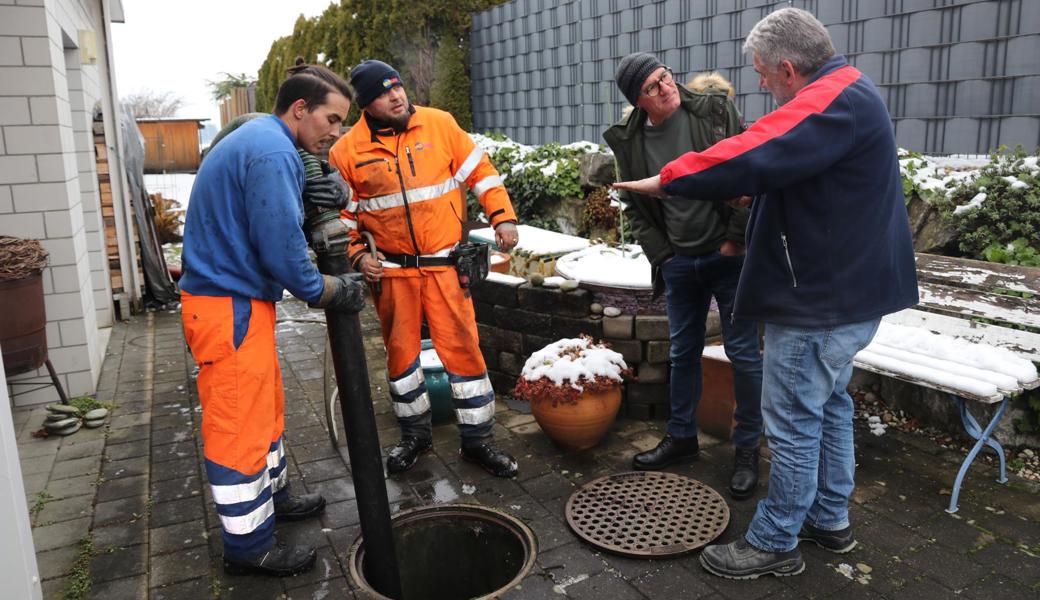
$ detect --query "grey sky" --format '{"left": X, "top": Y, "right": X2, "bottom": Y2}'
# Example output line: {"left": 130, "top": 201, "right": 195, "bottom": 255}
{"left": 111, "top": 0, "right": 336, "bottom": 124}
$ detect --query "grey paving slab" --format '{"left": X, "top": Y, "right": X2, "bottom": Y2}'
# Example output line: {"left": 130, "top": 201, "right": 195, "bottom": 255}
{"left": 151, "top": 456, "right": 199, "bottom": 482}
{"left": 16, "top": 436, "right": 61, "bottom": 459}
{"left": 149, "top": 545, "right": 210, "bottom": 588}
{"left": 54, "top": 438, "right": 105, "bottom": 462}
{"left": 93, "top": 494, "right": 149, "bottom": 527}
{"left": 19, "top": 452, "right": 56, "bottom": 476}
{"left": 151, "top": 496, "right": 207, "bottom": 528}
{"left": 40, "top": 575, "right": 70, "bottom": 600}
{"left": 95, "top": 473, "right": 148, "bottom": 503}
{"left": 32, "top": 495, "right": 92, "bottom": 525}
{"left": 284, "top": 578, "right": 355, "bottom": 599}
{"left": 152, "top": 576, "right": 216, "bottom": 600}
{"left": 150, "top": 519, "right": 208, "bottom": 556}
{"left": 102, "top": 455, "right": 149, "bottom": 480}
{"left": 89, "top": 542, "right": 147, "bottom": 583}
{"left": 92, "top": 518, "right": 148, "bottom": 548}
{"left": 151, "top": 474, "right": 202, "bottom": 503}
{"left": 90, "top": 575, "right": 148, "bottom": 599}
{"left": 31, "top": 517, "right": 91, "bottom": 552}
{"left": 33, "top": 545, "right": 78, "bottom": 581}
{"left": 105, "top": 438, "right": 151, "bottom": 461}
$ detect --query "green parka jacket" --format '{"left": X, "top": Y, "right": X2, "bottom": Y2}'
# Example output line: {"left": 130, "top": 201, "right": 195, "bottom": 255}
{"left": 603, "top": 82, "right": 748, "bottom": 298}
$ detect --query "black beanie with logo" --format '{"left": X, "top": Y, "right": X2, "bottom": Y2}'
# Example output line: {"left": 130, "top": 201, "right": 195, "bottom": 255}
{"left": 350, "top": 60, "right": 404, "bottom": 108}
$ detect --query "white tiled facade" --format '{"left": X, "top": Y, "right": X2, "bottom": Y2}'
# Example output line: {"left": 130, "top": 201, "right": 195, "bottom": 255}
{"left": 1, "top": 0, "right": 126, "bottom": 406}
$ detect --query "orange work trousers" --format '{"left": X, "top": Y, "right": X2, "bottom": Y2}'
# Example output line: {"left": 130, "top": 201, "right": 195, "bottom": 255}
{"left": 181, "top": 293, "right": 285, "bottom": 474}
{"left": 375, "top": 269, "right": 495, "bottom": 441}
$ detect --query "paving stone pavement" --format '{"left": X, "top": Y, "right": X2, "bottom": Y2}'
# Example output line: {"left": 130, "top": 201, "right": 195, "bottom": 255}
{"left": 14, "top": 300, "right": 1040, "bottom": 599}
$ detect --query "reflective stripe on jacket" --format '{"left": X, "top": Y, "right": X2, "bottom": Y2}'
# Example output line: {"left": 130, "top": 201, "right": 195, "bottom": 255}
{"left": 328, "top": 106, "right": 516, "bottom": 275}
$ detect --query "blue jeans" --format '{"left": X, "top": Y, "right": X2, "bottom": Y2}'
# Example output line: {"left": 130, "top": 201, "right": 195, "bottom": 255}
{"left": 662, "top": 252, "right": 763, "bottom": 449}
{"left": 746, "top": 318, "right": 881, "bottom": 552}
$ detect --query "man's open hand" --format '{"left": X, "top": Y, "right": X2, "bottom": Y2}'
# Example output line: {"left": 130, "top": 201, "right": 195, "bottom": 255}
{"left": 612, "top": 175, "right": 665, "bottom": 198}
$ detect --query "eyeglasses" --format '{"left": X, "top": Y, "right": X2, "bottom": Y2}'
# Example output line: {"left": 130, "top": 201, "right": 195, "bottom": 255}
{"left": 642, "top": 68, "right": 674, "bottom": 97}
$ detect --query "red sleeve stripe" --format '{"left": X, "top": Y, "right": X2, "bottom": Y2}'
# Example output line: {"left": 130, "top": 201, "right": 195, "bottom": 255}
{"left": 661, "top": 65, "right": 863, "bottom": 184}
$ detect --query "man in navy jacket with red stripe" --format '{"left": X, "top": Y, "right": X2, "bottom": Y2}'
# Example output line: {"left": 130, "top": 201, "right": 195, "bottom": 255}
{"left": 616, "top": 8, "right": 918, "bottom": 579}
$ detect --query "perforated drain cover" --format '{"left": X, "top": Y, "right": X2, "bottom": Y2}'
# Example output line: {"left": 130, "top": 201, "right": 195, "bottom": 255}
{"left": 565, "top": 471, "right": 729, "bottom": 557}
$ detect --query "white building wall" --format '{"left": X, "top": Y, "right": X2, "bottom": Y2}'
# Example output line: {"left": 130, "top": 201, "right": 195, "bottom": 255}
{"left": 1, "top": 0, "right": 119, "bottom": 406}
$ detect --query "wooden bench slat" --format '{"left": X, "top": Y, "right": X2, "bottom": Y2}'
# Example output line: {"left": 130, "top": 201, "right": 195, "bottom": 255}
{"left": 918, "top": 282, "right": 1040, "bottom": 330}
{"left": 916, "top": 252, "right": 1040, "bottom": 296}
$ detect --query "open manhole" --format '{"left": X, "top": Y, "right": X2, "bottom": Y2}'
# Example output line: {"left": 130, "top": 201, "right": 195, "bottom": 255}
{"left": 349, "top": 504, "right": 537, "bottom": 600}
{"left": 565, "top": 471, "right": 729, "bottom": 558}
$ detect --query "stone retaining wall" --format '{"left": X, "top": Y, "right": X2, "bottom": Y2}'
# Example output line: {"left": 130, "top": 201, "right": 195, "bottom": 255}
{"left": 472, "top": 277, "right": 720, "bottom": 419}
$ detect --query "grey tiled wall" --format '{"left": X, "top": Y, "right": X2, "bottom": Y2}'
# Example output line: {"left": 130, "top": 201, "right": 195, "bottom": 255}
{"left": 470, "top": 0, "right": 1040, "bottom": 153}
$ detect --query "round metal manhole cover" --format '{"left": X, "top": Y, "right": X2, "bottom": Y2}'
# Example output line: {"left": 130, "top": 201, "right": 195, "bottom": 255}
{"left": 565, "top": 471, "right": 730, "bottom": 558}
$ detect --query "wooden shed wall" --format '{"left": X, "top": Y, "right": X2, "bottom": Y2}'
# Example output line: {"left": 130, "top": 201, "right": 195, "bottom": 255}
{"left": 138, "top": 121, "right": 201, "bottom": 173}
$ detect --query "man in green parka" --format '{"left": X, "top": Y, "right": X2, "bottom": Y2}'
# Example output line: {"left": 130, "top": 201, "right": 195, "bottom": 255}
{"left": 602, "top": 52, "right": 764, "bottom": 500}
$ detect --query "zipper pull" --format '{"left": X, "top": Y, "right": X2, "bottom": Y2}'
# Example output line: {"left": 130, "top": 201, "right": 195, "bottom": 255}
{"left": 780, "top": 232, "right": 798, "bottom": 288}
{"left": 405, "top": 146, "right": 416, "bottom": 177}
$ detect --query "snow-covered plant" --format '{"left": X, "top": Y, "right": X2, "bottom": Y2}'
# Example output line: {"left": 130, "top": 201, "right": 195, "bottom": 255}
{"left": 470, "top": 133, "right": 606, "bottom": 232}
{"left": 513, "top": 336, "right": 632, "bottom": 407}
{"left": 936, "top": 147, "right": 1040, "bottom": 266}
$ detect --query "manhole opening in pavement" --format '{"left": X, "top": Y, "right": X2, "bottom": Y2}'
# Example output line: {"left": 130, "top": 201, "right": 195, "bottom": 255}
{"left": 349, "top": 504, "right": 538, "bottom": 600}
{"left": 565, "top": 471, "right": 730, "bottom": 558}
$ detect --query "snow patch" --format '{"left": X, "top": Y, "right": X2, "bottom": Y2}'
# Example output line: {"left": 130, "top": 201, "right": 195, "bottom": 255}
{"left": 952, "top": 192, "right": 987, "bottom": 214}
{"left": 520, "top": 337, "right": 628, "bottom": 391}
{"left": 555, "top": 244, "right": 651, "bottom": 289}
{"left": 469, "top": 224, "right": 589, "bottom": 256}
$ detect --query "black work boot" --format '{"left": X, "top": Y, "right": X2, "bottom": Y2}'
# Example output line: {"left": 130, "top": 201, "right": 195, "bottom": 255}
{"left": 729, "top": 447, "right": 760, "bottom": 500}
{"left": 798, "top": 522, "right": 857, "bottom": 553}
{"left": 700, "top": 538, "right": 805, "bottom": 580}
{"left": 274, "top": 492, "right": 326, "bottom": 521}
{"left": 632, "top": 434, "right": 699, "bottom": 470}
{"left": 460, "top": 442, "right": 519, "bottom": 478}
{"left": 386, "top": 436, "right": 433, "bottom": 474}
{"left": 223, "top": 539, "right": 317, "bottom": 577}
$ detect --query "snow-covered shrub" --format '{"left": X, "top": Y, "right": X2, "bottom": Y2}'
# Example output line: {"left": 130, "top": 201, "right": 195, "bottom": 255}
{"left": 470, "top": 133, "right": 605, "bottom": 231}
{"left": 935, "top": 148, "right": 1040, "bottom": 266}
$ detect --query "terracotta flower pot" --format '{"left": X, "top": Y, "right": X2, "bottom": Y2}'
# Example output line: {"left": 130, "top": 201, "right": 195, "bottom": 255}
{"left": 530, "top": 386, "right": 622, "bottom": 451}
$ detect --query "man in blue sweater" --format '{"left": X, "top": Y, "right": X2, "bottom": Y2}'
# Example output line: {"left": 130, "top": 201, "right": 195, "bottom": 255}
{"left": 180, "top": 63, "right": 364, "bottom": 577}
{"left": 615, "top": 8, "right": 918, "bottom": 579}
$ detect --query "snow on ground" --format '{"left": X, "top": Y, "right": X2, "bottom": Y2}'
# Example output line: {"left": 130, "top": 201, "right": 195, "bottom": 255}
{"left": 144, "top": 173, "right": 196, "bottom": 208}
{"left": 554, "top": 244, "right": 651, "bottom": 289}
{"left": 520, "top": 337, "right": 628, "bottom": 389}
{"left": 469, "top": 224, "right": 589, "bottom": 256}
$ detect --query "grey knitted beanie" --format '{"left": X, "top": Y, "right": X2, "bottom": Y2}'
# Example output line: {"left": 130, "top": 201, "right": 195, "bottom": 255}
{"left": 615, "top": 52, "right": 664, "bottom": 106}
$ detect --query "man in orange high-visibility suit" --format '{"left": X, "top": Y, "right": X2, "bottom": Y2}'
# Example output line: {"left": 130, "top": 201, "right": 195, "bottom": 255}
{"left": 328, "top": 59, "right": 520, "bottom": 478}
{"left": 180, "top": 63, "right": 366, "bottom": 577}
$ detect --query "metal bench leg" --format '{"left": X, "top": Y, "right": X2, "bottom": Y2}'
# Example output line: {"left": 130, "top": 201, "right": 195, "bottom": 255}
{"left": 947, "top": 395, "right": 1009, "bottom": 514}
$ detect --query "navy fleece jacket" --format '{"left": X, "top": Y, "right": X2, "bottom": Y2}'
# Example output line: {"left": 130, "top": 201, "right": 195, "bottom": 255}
{"left": 660, "top": 56, "right": 918, "bottom": 327}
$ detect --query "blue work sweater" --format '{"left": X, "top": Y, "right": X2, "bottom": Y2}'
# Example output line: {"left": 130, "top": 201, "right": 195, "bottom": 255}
{"left": 180, "top": 116, "right": 324, "bottom": 307}
{"left": 661, "top": 56, "right": 918, "bottom": 327}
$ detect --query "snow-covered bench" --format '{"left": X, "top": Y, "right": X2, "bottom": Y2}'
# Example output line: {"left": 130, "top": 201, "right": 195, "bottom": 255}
{"left": 853, "top": 253, "right": 1040, "bottom": 513}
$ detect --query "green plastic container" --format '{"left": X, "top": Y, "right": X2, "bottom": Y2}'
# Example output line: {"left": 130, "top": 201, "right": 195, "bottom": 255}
{"left": 420, "top": 339, "right": 453, "bottom": 424}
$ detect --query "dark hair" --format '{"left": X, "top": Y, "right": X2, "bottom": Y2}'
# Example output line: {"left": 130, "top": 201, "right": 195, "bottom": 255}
{"left": 273, "top": 57, "right": 354, "bottom": 115}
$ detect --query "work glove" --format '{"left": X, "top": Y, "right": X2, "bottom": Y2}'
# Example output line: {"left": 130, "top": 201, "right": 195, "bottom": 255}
{"left": 302, "top": 161, "right": 351, "bottom": 210}
{"left": 311, "top": 273, "right": 366, "bottom": 313}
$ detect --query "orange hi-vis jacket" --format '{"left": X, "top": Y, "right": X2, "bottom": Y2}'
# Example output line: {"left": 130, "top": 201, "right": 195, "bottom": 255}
{"left": 328, "top": 106, "right": 516, "bottom": 274}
